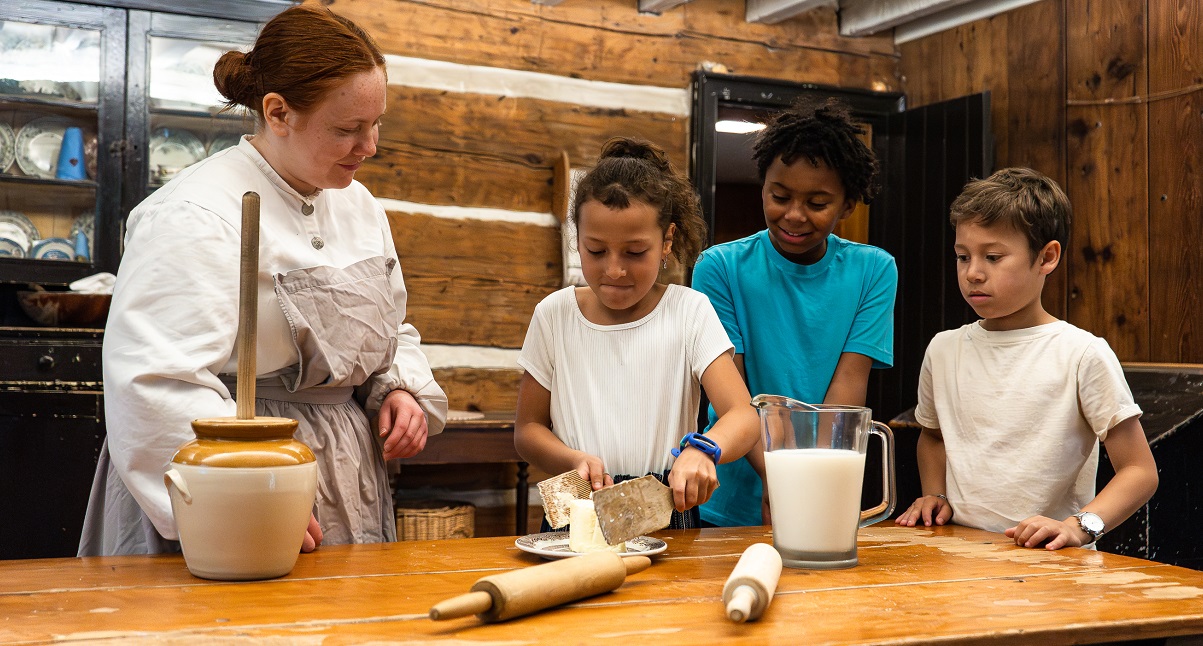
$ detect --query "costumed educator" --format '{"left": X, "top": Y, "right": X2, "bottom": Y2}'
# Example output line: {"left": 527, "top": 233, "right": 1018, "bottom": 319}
{"left": 79, "top": 5, "right": 447, "bottom": 556}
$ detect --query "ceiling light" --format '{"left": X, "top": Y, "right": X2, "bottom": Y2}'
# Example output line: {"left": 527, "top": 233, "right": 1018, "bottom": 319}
{"left": 715, "top": 120, "right": 766, "bottom": 134}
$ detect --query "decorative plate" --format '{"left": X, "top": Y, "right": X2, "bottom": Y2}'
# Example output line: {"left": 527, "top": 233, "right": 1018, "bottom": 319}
{"left": 0, "top": 122, "right": 15, "bottom": 174}
{"left": 207, "top": 132, "right": 243, "bottom": 157}
{"left": 16, "top": 116, "right": 73, "bottom": 179}
{"left": 0, "top": 237, "right": 26, "bottom": 257}
{"left": 0, "top": 210, "right": 40, "bottom": 245}
{"left": 149, "top": 127, "right": 205, "bottom": 183}
{"left": 31, "top": 237, "right": 75, "bottom": 261}
{"left": 514, "top": 532, "right": 667, "bottom": 560}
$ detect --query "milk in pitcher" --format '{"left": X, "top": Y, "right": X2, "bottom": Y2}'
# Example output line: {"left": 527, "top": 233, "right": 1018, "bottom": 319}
{"left": 764, "top": 448, "right": 866, "bottom": 567}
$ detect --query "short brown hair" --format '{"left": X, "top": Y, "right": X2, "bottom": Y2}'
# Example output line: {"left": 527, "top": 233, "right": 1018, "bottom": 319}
{"left": 213, "top": 5, "right": 385, "bottom": 118}
{"left": 572, "top": 137, "right": 708, "bottom": 267}
{"left": 949, "top": 167, "right": 1071, "bottom": 256}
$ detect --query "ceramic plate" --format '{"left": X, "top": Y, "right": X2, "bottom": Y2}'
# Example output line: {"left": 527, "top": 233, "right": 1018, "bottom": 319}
{"left": 0, "top": 210, "right": 40, "bottom": 244}
{"left": 31, "top": 237, "right": 75, "bottom": 261}
{"left": 0, "top": 237, "right": 26, "bottom": 257}
{"left": 207, "top": 132, "right": 242, "bottom": 157}
{"left": 16, "top": 117, "right": 73, "bottom": 178}
{"left": 149, "top": 127, "right": 205, "bottom": 182}
{"left": 514, "top": 532, "right": 667, "bottom": 560}
{"left": 0, "top": 123, "right": 15, "bottom": 174}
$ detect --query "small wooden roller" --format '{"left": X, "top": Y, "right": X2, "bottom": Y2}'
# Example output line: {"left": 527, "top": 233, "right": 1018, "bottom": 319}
{"left": 430, "top": 551, "right": 651, "bottom": 623}
{"left": 722, "top": 543, "right": 783, "bottom": 623}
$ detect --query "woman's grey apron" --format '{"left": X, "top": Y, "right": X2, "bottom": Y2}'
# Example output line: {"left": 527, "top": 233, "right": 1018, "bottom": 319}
{"left": 80, "top": 257, "right": 401, "bottom": 555}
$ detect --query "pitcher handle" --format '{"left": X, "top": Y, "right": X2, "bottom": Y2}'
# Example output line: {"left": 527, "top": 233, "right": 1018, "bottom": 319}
{"left": 859, "top": 421, "right": 895, "bottom": 527}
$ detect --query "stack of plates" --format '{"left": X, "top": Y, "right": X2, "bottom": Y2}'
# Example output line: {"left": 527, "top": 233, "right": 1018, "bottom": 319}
{"left": 0, "top": 210, "right": 40, "bottom": 258}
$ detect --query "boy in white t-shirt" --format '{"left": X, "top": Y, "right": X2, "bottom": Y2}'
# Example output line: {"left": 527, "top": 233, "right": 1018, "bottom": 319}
{"left": 895, "top": 168, "right": 1158, "bottom": 550}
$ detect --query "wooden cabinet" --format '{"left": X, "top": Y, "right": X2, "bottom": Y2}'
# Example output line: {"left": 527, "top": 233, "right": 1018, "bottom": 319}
{"left": 0, "top": 0, "right": 287, "bottom": 560}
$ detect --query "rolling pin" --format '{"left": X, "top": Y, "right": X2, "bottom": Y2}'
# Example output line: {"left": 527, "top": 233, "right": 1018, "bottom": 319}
{"left": 430, "top": 552, "right": 651, "bottom": 623}
{"left": 722, "top": 543, "right": 783, "bottom": 623}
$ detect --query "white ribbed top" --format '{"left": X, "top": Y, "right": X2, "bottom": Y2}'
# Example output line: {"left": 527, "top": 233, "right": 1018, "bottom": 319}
{"left": 518, "top": 285, "right": 734, "bottom": 477}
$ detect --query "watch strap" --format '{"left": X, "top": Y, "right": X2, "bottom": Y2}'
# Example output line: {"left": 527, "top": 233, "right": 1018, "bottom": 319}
{"left": 671, "top": 432, "right": 721, "bottom": 464}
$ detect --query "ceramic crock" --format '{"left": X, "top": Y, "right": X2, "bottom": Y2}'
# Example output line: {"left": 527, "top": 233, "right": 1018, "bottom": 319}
{"left": 164, "top": 416, "right": 317, "bottom": 581}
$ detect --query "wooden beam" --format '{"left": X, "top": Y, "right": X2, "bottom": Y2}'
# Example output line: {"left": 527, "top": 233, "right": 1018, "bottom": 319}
{"left": 638, "top": 0, "right": 691, "bottom": 14}
{"left": 746, "top": 0, "right": 835, "bottom": 25}
{"left": 838, "top": 0, "right": 973, "bottom": 36}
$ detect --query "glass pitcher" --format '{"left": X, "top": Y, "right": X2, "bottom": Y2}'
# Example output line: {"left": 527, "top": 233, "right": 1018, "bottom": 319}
{"left": 754, "top": 395, "right": 895, "bottom": 569}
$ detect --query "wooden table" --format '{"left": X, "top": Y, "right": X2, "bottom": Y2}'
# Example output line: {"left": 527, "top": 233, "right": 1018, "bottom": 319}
{"left": 399, "top": 411, "right": 529, "bottom": 534}
{"left": 5, "top": 525, "right": 1203, "bottom": 644}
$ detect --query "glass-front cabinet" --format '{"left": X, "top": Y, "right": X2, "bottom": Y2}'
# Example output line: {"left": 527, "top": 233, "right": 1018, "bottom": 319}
{"left": 124, "top": 11, "right": 259, "bottom": 217}
{"left": 0, "top": 0, "right": 271, "bottom": 290}
{"left": 0, "top": 2, "right": 124, "bottom": 285}
{"left": 0, "top": 0, "right": 286, "bottom": 560}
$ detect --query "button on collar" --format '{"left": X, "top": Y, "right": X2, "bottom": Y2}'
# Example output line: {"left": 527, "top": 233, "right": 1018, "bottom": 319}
{"left": 301, "top": 203, "right": 314, "bottom": 216}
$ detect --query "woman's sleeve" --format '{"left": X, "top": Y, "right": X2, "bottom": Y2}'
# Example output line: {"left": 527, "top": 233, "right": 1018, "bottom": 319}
{"left": 356, "top": 210, "right": 448, "bottom": 436}
{"left": 101, "top": 203, "right": 243, "bottom": 540}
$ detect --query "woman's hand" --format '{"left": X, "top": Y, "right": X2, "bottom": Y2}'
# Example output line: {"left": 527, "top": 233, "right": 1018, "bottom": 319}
{"left": 573, "top": 453, "right": 613, "bottom": 491}
{"left": 301, "top": 514, "right": 323, "bottom": 552}
{"left": 667, "top": 448, "right": 719, "bottom": 511}
{"left": 378, "top": 389, "right": 428, "bottom": 460}
{"left": 1005, "top": 515, "right": 1087, "bottom": 550}
{"left": 895, "top": 494, "right": 953, "bottom": 527}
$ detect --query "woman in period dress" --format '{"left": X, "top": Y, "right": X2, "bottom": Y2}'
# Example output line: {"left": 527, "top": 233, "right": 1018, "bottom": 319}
{"left": 79, "top": 5, "right": 447, "bottom": 556}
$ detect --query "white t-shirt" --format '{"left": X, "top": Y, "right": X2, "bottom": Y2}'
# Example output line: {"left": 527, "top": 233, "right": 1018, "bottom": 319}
{"left": 914, "top": 320, "right": 1141, "bottom": 533}
{"left": 518, "top": 284, "right": 734, "bottom": 477}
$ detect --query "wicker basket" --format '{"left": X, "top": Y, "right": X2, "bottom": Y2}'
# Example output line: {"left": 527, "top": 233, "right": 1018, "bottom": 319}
{"left": 395, "top": 499, "right": 475, "bottom": 540}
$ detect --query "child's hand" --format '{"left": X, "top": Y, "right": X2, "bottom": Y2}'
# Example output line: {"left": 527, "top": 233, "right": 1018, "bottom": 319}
{"left": 1005, "top": 516, "right": 1087, "bottom": 550}
{"left": 667, "top": 448, "right": 718, "bottom": 511}
{"left": 573, "top": 453, "right": 613, "bottom": 491}
{"left": 894, "top": 494, "right": 952, "bottom": 527}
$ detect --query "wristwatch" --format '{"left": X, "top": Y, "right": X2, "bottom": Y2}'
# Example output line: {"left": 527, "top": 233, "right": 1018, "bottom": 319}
{"left": 1072, "top": 511, "right": 1105, "bottom": 545}
{"left": 671, "top": 432, "right": 722, "bottom": 464}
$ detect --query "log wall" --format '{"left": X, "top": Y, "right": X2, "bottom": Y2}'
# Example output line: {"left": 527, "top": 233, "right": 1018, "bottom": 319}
{"left": 900, "top": 0, "right": 1203, "bottom": 363}
{"left": 325, "top": 0, "right": 900, "bottom": 411}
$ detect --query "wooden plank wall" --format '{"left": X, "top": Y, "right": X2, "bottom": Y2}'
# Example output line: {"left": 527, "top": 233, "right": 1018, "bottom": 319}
{"left": 325, "top": 0, "right": 900, "bottom": 411}
{"left": 900, "top": 0, "right": 1203, "bottom": 364}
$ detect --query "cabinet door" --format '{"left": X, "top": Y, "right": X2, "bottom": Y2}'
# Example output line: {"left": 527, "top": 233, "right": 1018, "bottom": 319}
{"left": 122, "top": 11, "right": 260, "bottom": 217}
{"left": 0, "top": 0, "right": 125, "bottom": 283}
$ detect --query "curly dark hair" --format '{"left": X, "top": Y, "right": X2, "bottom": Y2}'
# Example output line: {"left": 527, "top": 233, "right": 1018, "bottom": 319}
{"left": 572, "top": 137, "right": 708, "bottom": 267}
{"left": 751, "top": 97, "right": 880, "bottom": 205}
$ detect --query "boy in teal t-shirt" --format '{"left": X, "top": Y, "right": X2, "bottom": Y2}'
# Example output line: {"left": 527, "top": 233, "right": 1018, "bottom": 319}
{"left": 693, "top": 98, "right": 897, "bottom": 527}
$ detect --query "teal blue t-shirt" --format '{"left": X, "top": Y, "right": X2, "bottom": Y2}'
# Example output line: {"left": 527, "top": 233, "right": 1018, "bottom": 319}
{"left": 692, "top": 231, "right": 897, "bottom": 527}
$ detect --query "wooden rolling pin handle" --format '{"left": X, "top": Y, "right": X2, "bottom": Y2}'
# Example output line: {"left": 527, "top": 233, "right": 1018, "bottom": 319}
{"left": 726, "top": 585, "right": 757, "bottom": 623}
{"left": 429, "top": 590, "right": 493, "bottom": 621}
{"left": 430, "top": 551, "right": 649, "bottom": 623}
{"left": 624, "top": 555, "right": 652, "bottom": 576}
{"left": 721, "top": 543, "right": 783, "bottom": 623}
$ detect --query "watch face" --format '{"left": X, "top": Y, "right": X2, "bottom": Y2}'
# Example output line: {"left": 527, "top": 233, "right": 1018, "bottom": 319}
{"left": 1079, "top": 512, "right": 1105, "bottom": 534}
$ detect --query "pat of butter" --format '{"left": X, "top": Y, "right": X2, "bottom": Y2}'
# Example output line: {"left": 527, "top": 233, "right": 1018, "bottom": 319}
{"left": 567, "top": 499, "right": 625, "bottom": 553}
